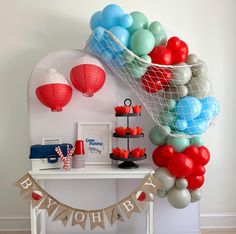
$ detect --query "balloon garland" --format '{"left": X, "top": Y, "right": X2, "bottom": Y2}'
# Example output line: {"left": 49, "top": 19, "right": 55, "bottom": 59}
{"left": 150, "top": 132, "right": 209, "bottom": 208}
{"left": 87, "top": 4, "right": 220, "bottom": 138}
{"left": 88, "top": 4, "right": 220, "bottom": 208}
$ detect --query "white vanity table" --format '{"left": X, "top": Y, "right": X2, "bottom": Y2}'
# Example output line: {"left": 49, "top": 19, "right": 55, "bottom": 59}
{"left": 27, "top": 49, "right": 200, "bottom": 234}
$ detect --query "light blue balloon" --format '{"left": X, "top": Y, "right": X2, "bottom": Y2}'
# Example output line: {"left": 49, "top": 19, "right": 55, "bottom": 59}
{"left": 175, "top": 119, "right": 188, "bottom": 131}
{"left": 109, "top": 26, "right": 130, "bottom": 48}
{"left": 90, "top": 11, "right": 103, "bottom": 31}
{"left": 100, "top": 49, "right": 115, "bottom": 63}
{"left": 199, "top": 96, "right": 220, "bottom": 120}
{"left": 184, "top": 118, "right": 209, "bottom": 135}
{"left": 176, "top": 96, "right": 202, "bottom": 121}
{"left": 92, "top": 27, "right": 105, "bottom": 42}
{"left": 112, "top": 52, "right": 126, "bottom": 66}
{"left": 120, "top": 14, "right": 133, "bottom": 28}
{"left": 102, "top": 4, "right": 124, "bottom": 29}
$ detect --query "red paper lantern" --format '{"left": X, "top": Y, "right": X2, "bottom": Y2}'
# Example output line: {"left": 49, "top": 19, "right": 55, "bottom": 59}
{"left": 70, "top": 55, "right": 106, "bottom": 97}
{"left": 35, "top": 69, "right": 72, "bottom": 112}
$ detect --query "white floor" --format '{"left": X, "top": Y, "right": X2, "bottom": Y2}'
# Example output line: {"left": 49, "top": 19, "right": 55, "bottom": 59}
{"left": 1, "top": 230, "right": 236, "bottom": 234}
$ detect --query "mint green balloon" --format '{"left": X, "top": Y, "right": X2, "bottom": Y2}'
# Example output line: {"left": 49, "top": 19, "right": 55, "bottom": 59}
{"left": 128, "top": 11, "right": 149, "bottom": 34}
{"left": 149, "top": 21, "right": 163, "bottom": 35}
{"left": 130, "top": 29, "right": 155, "bottom": 56}
{"left": 154, "top": 29, "right": 167, "bottom": 46}
{"left": 127, "top": 62, "right": 146, "bottom": 78}
{"left": 149, "top": 125, "right": 171, "bottom": 146}
{"left": 141, "top": 54, "right": 151, "bottom": 63}
{"left": 167, "top": 137, "right": 190, "bottom": 152}
{"left": 165, "top": 99, "right": 176, "bottom": 111}
{"left": 190, "top": 136, "right": 204, "bottom": 147}
{"left": 123, "top": 51, "right": 135, "bottom": 64}
{"left": 160, "top": 110, "right": 177, "bottom": 127}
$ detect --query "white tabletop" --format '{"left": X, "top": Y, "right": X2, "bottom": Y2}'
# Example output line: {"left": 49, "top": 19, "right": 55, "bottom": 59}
{"left": 29, "top": 164, "right": 154, "bottom": 179}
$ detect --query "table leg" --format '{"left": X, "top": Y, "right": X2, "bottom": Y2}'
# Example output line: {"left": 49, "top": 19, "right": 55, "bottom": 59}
{"left": 146, "top": 197, "right": 154, "bottom": 234}
{"left": 30, "top": 202, "right": 37, "bottom": 234}
{"left": 38, "top": 180, "right": 46, "bottom": 234}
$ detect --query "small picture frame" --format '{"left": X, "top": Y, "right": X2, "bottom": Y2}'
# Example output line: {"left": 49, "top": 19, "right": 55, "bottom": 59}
{"left": 77, "top": 122, "right": 112, "bottom": 164}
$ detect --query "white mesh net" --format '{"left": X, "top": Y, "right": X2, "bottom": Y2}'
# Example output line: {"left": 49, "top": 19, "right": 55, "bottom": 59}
{"left": 87, "top": 28, "right": 219, "bottom": 138}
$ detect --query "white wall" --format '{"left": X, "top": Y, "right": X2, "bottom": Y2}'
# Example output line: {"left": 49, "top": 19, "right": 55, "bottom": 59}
{"left": 0, "top": 0, "right": 236, "bottom": 230}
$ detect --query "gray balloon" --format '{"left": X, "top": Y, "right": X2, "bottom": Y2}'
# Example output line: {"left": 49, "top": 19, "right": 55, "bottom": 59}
{"left": 169, "top": 63, "right": 192, "bottom": 85}
{"left": 191, "top": 189, "right": 202, "bottom": 202}
{"left": 154, "top": 167, "right": 176, "bottom": 190}
{"left": 192, "top": 59, "right": 208, "bottom": 77}
{"left": 176, "top": 178, "right": 188, "bottom": 189}
{"left": 186, "top": 54, "right": 198, "bottom": 65}
{"left": 164, "top": 85, "right": 188, "bottom": 100}
{"left": 157, "top": 189, "right": 167, "bottom": 198}
{"left": 187, "top": 76, "right": 211, "bottom": 98}
{"left": 167, "top": 187, "right": 191, "bottom": 209}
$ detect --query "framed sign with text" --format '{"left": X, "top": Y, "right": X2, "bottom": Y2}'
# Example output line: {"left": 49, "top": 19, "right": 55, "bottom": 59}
{"left": 77, "top": 122, "right": 112, "bottom": 164}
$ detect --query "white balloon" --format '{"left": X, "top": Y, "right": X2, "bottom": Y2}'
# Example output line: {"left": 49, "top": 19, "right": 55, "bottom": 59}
{"left": 157, "top": 189, "right": 167, "bottom": 198}
{"left": 169, "top": 63, "right": 192, "bottom": 85}
{"left": 191, "top": 189, "right": 202, "bottom": 202}
{"left": 167, "top": 187, "right": 191, "bottom": 209}
{"left": 154, "top": 167, "right": 176, "bottom": 190}
{"left": 176, "top": 178, "right": 188, "bottom": 189}
{"left": 186, "top": 54, "right": 198, "bottom": 65}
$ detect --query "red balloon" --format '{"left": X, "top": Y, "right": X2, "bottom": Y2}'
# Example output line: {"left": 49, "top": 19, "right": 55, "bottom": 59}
{"left": 184, "top": 146, "right": 199, "bottom": 162}
{"left": 166, "top": 37, "right": 189, "bottom": 64}
{"left": 168, "top": 153, "right": 194, "bottom": 178}
{"left": 186, "top": 175, "right": 205, "bottom": 190}
{"left": 197, "top": 146, "right": 210, "bottom": 165}
{"left": 179, "top": 41, "right": 189, "bottom": 55}
{"left": 141, "top": 66, "right": 172, "bottom": 93}
{"left": 167, "top": 37, "right": 181, "bottom": 51}
{"left": 172, "top": 50, "right": 187, "bottom": 64}
{"left": 152, "top": 146, "right": 170, "bottom": 167}
{"left": 161, "top": 145, "right": 175, "bottom": 157}
{"left": 191, "top": 164, "right": 206, "bottom": 176}
{"left": 149, "top": 46, "right": 173, "bottom": 65}
{"left": 141, "top": 74, "right": 164, "bottom": 93}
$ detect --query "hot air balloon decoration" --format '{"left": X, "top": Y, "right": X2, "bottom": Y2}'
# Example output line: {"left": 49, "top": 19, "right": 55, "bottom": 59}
{"left": 70, "top": 54, "right": 106, "bottom": 97}
{"left": 35, "top": 69, "right": 72, "bottom": 112}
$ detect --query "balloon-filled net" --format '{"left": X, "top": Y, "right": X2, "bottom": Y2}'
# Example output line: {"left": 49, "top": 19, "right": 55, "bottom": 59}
{"left": 87, "top": 28, "right": 219, "bottom": 138}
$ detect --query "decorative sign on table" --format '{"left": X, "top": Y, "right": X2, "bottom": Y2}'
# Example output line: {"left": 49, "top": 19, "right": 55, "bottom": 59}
{"left": 15, "top": 172, "right": 162, "bottom": 230}
{"left": 77, "top": 122, "right": 112, "bottom": 164}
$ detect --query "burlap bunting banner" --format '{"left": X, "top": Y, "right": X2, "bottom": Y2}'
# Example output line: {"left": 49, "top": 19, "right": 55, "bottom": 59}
{"left": 15, "top": 172, "right": 162, "bottom": 230}
{"left": 72, "top": 209, "right": 88, "bottom": 229}
{"left": 131, "top": 189, "right": 153, "bottom": 210}
{"left": 89, "top": 210, "right": 105, "bottom": 230}
{"left": 23, "top": 187, "right": 47, "bottom": 208}
{"left": 38, "top": 195, "right": 59, "bottom": 216}
{"left": 53, "top": 204, "right": 73, "bottom": 226}
{"left": 15, "top": 173, "right": 35, "bottom": 195}
{"left": 104, "top": 205, "right": 124, "bottom": 225}
{"left": 141, "top": 174, "right": 163, "bottom": 196}
{"left": 119, "top": 195, "right": 140, "bottom": 219}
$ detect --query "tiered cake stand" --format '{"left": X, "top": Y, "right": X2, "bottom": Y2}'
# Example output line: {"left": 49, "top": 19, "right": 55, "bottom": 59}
{"left": 110, "top": 99, "right": 147, "bottom": 169}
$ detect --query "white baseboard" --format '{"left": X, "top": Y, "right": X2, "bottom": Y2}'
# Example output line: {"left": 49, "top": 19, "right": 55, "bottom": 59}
{"left": 0, "top": 216, "right": 30, "bottom": 231}
{"left": 201, "top": 212, "right": 236, "bottom": 229}
{"left": 1, "top": 213, "right": 236, "bottom": 231}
